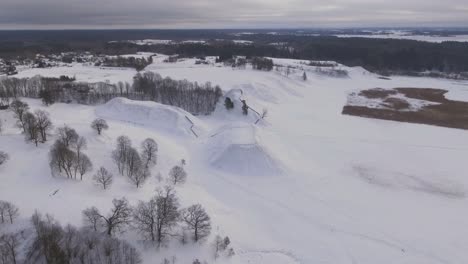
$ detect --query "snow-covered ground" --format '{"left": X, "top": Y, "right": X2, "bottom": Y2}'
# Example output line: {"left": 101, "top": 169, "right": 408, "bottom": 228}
{"left": 335, "top": 33, "right": 468, "bottom": 43}
{"left": 2, "top": 56, "right": 468, "bottom": 264}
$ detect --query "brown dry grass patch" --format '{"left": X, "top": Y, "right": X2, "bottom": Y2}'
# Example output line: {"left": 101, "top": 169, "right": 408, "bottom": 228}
{"left": 343, "top": 88, "right": 468, "bottom": 130}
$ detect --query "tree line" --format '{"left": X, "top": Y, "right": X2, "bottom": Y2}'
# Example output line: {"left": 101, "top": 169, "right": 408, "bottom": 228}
{"left": 132, "top": 72, "right": 222, "bottom": 115}
{"left": 0, "top": 73, "right": 222, "bottom": 115}
{"left": 100, "top": 56, "right": 153, "bottom": 71}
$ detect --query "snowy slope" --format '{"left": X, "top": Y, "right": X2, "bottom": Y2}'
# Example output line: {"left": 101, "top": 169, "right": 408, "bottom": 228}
{"left": 2, "top": 57, "right": 468, "bottom": 264}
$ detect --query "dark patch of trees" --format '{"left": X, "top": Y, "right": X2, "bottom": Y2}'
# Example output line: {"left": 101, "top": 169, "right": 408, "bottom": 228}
{"left": 2, "top": 30, "right": 468, "bottom": 77}
{"left": 224, "top": 97, "right": 234, "bottom": 110}
{"left": 102, "top": 56, "right": 152, "bottom": 71}
{"left": 132, "top": 72, "right": 222, "bottom": 115}
{"left": 1, "top": 73, "right": 222, "bottom": 115}
{"left": 241, "top": 100, "right": 248, "bottom": 115}
{"left": 251, "top": 57, "right": 273, "bottom": 71}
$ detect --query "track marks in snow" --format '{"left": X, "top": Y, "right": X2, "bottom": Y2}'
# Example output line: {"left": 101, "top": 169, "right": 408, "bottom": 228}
{"left": 238, "top": 249, "right": 302, "bottom": 264}
{"left": 353, "top": 165, "right": 465, "bottom": 199}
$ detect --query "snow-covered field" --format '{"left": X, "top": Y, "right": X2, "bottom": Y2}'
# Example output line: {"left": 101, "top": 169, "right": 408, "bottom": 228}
{"left": 335, "top": 33, "right": 468, "bottom": 43}
{"left": 2, "top": 56, "right": 468, "bottom": 264}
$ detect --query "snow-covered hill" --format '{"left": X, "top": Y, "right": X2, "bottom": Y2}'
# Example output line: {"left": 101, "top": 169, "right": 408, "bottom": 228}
{"left": 1, "top": 56, "right": 468, "bottom": 264}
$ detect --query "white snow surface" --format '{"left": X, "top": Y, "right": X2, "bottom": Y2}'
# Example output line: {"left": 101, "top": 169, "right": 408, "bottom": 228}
{"left": 335, "top": 33, "right": 468, "bottom": 43}
{"left": 96, "top": 97, "right": 206, "bottom": 138}
{"left": 2, "top": 56, "right": 468, "bottom": 264}
{"left": 206, "top": 124, "right": 284, "bottom": 176}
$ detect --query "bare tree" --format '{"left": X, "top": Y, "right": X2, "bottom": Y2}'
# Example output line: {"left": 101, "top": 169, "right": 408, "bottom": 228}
{"left": 49, "top": 140, "right": 77, "bottom": 178}
{"left": 93, "top": 167, "right": 113, "bottom": 190}
{"left": 34, "top": 110, "right": 53, "bottom": 142}
{"left": 169, "top": 165, "right": 187, "bottom": 185}
{"left": 82, "top": 207, "right": 102, "bottom": 232}
{"left": 23, "top": 112, "right": 40, "bottom": 146}
{"left": 69, "top": 136, "right": 91, "bottom": 180}
{"left": 133, "top": 186, "right": 179, "bottom": 246}
{"left": 0, "top": 201, "right": 6, "bottom": 224}
{"left": 181, "top": 204, "right": 211, "bottom": 242}
{"left": 5, "top": 203, "right": 18, "bottom": 224}
{"left": 91, "top": 118, "right": 109, "bottom": 135}
{"left": 56, "top": 125, "right": 78, "bottom": 147}
{"left": 0, "top": 232, "right": 21, "bottom": 264}
{"left": 0, "top": 201, "right": 19, "bottom": 224}
{"left": 125, "top": 147, "right": 142, "bottom": 179}
{"left": 0, "top": 151, "right": 8, "bottom": 166}
{"left": 128, "top": 167, "right": 149, "bottom": 188}
{"left": 132, "top": 198, "right": 158, "bottom": 243}
{"left": 83, "top": 198, "right": 132, "bottom": 236}
{"left": 9, "top": 99, "right": 29, "bottom": 132}
{"left": 141, "top": 138, "right": 158, "bottom": 169}
{"left": 112, "top": 136, "right": 132, "bottom": 175}
{"left": 71, "top": 136, "right": 87, "bottom": 159}
{"left": 75, "top": 153, "right": 93, "bottom": 180}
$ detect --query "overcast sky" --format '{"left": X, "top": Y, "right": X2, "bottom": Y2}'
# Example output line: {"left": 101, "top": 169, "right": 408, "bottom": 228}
{"left": 1, "top": 0, "right": 467, "bottom": 29}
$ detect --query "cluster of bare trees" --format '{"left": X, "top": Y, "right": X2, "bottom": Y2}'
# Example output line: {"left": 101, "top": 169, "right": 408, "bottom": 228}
{"left": 132, "top": 72, "right": 222, "bottom": 115}
{"left": 83, "top": 187, "right": 212, "bottom": 248}
{"left": 0, "top": 201, "right": 19, "bottom": 225}
{"left": 27, "top": 212, "right": 142, "bottom": 264}
{"left": 0, "top": 201, "right": 20, "bottom": 264}
{"left": 9, "top": 99, "right": 54, "bottom": 146}
{"left": 49, "top": 126, "right": 93, "bottom": 180}
{"left": 0, "top": 76, "right": 42, "bottom": 100}
{"left": 111, "top": 136, "right": 158, "bottom": 188}
{"left": 0, "top": 197, "right": 226, "bottom": 262}
{"left": 0, "top": 231, "right": 22, "bottom": 264}
{"left": 0, "top": 206, "right": 141, "bottom": 264}
{"left": 0, "top": 76, "right": 117, "bottom": 106}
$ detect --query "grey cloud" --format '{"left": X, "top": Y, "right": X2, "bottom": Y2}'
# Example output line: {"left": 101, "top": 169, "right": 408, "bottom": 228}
{"left": 0, "top": 0, "right": 467, "bottom": 29}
